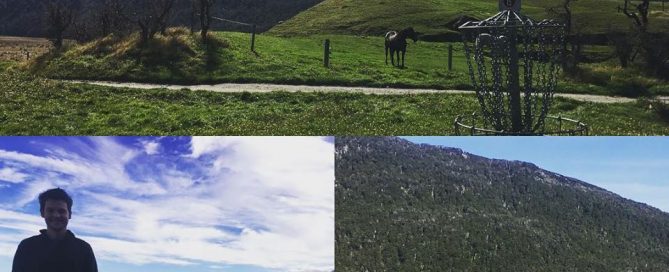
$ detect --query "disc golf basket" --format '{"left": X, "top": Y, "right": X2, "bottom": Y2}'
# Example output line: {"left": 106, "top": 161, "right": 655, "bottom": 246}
{"left": 456, "top": 0, "right": 588, "bottom": 135}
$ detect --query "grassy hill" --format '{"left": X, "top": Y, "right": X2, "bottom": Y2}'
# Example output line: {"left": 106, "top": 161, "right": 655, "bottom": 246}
{"left": 269, "top": 0, "right": 669, "bottom": 36}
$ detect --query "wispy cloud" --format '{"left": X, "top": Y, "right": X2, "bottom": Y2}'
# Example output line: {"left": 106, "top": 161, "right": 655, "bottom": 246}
{"left": 0, "top": 167, "right": 28, "bottom": 183}
{"left": 140, "top": 140, "right": 161, "bottom": 155}
{"left": 0, "top": 137, "right": 334, "bottom": 272}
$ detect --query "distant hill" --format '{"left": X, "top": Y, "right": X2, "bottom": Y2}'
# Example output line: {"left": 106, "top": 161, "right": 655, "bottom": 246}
{"left": 336, "top": 137, "right": 669, "bottom": 271}
{"left": 0, "top": 0, "right": 323, "bottom": 37}
{"left": 270, "top": 0, "right": 669, "bottom": 37}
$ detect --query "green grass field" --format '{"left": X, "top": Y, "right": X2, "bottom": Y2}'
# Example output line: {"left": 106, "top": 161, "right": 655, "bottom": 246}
{"left": 28, "top": 30, "right": 669, "bottom": 97}
{"left": 1, "top": 71, "right": 668, "bottom": 135}
{"left": 29, "top": 30, "right": 472, "bottom": 89}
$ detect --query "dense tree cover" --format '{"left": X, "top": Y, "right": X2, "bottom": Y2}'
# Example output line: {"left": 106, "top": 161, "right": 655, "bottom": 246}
{"left": 336, "top": 137, "right": 669, "bottom": 271}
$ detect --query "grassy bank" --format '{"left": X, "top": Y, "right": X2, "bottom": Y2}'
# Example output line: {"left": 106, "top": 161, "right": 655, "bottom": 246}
{"left": 1, "top": 71, "right": 668, "bottom": 135}
{"left": 0, "top": 61, "right": 13, "bottom": 71}
{"left": 29, "top": 30, "right": 669, "bottom": 97}
{"left": 269, "top": 0, "right": 669, "bottom": 36}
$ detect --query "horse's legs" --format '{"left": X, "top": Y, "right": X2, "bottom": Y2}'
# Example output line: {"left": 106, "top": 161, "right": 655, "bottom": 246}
{"left": 385, "top": 45, "right": 388, "bottom": 65}
{"left": 395, "top": 50, "right": 400, "bottom": 67}
{"left": 401, "top": 50, "right": 406, "bottom": 68}
{"left": 390, "top": 49, "right": 395, "bottom": 66}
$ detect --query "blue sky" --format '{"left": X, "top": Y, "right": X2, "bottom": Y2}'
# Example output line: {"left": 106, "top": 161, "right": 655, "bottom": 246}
{"left": 0, "top": 137, "right": 334, "bottom": 272}
{"left": 403, "top": 137, "right": 669, "bottom": 213}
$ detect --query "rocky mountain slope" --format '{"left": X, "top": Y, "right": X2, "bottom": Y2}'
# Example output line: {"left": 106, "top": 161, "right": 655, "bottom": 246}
{"left": 336, "top": 137, "right": 669, "bottom": 271}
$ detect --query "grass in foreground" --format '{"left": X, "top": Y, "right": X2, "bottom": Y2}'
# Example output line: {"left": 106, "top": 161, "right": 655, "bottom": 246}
{"left": 1, "top": 72, "right": 668, "bottom": 135}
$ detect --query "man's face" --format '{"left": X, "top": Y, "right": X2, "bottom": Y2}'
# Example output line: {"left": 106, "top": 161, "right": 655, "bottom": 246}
{"left": 41, "top": 200, "right": 70, "bottom": 232}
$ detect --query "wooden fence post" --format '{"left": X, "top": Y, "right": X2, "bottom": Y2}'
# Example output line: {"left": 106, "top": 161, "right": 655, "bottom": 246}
{"left": 251, "top": 24, "right": 257, "bottom": 52}
{"left": 448, "top": 44, "right": 453, "bottom": 71}
{"left": 324, "top": 39, "right": 331, "bottom": 68}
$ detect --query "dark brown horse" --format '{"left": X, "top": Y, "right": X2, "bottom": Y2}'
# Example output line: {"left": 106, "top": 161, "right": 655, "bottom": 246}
{"left": 385, "top": 27, "right": 418, "bottom": 67}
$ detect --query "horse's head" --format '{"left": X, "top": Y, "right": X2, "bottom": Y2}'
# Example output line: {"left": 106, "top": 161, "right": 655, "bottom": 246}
{"left": 405, "top": 27, "right": 419, "bottom": 43}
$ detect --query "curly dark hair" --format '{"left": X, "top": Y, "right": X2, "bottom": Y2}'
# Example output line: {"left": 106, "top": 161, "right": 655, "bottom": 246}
{"left": 38, "top": 188, "right": 73, "bottom": 217}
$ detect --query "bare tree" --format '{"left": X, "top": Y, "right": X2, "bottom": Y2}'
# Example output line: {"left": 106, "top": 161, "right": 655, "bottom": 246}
{"left": 98, "top": 0, "right": 129, "bottom": 37}
{"left": 621, "top": 0, "right": 650, "bottom": 33}
{"left": 127, "top": 0, "right": 176, "bottom": 44}
{"left": 45, "top": 0, "right": 74, "bottom": 48}
{"left": 190, "top": 0, "right": 198, "bottom": 33}
{"left": 618, "top": 0, "right": 667, "bottom": 77}
{"left": 199, "top": 0, "right": 216, "bottom": 42}
{"left": 548, "top": 0, "right": 581, "bottom": 74}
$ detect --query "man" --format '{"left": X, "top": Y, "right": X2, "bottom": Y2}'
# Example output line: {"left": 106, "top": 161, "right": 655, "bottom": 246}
{"left": 12, "top": 188, "right": 98, "bottom": 272}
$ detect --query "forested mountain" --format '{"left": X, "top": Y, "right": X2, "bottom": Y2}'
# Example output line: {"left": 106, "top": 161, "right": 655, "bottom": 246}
{"left": 0, "top": 0, "right": 323, "bottom": 37}
{"left": 336, "top": 137, "right": 669, "bottom": 271}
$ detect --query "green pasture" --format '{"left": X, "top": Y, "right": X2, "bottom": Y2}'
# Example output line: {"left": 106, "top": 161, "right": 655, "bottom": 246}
{"left": 30, "top": 30, "right": 472, "bottom": 89}
{"left": 1, "top": 71, "right": 668, "bottom": 136}
{"left": 28, "top": 30, "right": 669, "bottom": 97}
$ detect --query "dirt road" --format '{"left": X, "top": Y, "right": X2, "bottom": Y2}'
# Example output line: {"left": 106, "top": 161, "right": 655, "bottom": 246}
{"left": 69, "top": 80, "right": 669, "bottom": 104}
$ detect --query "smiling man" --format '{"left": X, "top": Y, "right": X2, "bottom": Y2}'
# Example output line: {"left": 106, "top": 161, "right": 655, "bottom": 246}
{"left": 12, "top": 188, "right": 98, "bottom": 272}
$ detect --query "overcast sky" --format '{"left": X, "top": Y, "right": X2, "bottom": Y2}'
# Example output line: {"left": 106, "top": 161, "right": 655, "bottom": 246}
{"left": 404, "top": 136, "right": 669, "bottom": 213}
{"left": 0, "top": 137, "right": 334, "bottom": 272}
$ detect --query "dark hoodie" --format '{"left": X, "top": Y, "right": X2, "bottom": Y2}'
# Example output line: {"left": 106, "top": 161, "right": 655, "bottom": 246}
{"left": 12, "top": 230, "right": 97, "bottom": 272}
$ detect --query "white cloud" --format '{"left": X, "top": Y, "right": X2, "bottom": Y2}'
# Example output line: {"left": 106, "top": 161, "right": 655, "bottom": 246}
{"left": 141, "top": 140, "right": 160, "bottom": 155}
{"left": 15, "top": 179, "right": 56, "bottom": 207}
{"left": 0, "top": 210, "right": 44, "bottom": 258}
{"left": 0, "top": 138, "right": 166, "bottom": 198}
{"left": 0, "top": 167, "right": 28, "bottom": 183}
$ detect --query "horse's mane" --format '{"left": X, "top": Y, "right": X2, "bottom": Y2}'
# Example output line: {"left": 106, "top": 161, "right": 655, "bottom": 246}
{"left": 385, "top": 31, "right": 398, "bottom": 41}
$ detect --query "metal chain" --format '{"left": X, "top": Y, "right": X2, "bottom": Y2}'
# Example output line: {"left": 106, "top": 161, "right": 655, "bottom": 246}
{"left": 459, "top": 11, "right": 568, "bottom": 134}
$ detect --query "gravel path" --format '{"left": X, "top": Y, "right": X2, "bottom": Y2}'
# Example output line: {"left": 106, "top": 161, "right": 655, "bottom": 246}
{"left": 69, "top": 80, "right": 669, "bottom": 104}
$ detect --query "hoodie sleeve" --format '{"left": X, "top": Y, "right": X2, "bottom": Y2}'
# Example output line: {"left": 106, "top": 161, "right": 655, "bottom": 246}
{"left": 84, "top": 242, "right": 98, "bottom": 272}
{"left": 12, "top": 241, "right": 26, "bottom": 272}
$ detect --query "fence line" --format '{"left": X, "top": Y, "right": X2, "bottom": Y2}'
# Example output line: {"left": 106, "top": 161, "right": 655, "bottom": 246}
{"left": 210, "top": 16, "right": 254, "bottom": 27}
{"left": 202, "top": 15, "right": 257, "bottom": 51}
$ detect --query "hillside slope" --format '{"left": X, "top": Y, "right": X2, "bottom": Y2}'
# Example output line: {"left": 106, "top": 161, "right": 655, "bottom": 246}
{"left": 336, "top": 137, "right": 669, "bottom": 271}
{"left": 270, "top": 0, "right": 669, "bottom": 36}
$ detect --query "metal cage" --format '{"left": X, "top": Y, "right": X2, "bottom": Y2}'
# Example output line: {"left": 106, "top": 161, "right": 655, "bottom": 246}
{"left": 457, "top": 9, "right": 586, "bottom": 135}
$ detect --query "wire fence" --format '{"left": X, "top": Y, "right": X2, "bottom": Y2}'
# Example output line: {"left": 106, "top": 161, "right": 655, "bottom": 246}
{"left": 207, "top": 15, "right": 257, "bottom": 52}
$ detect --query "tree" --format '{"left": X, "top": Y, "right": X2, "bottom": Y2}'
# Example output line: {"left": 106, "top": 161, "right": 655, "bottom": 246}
{"left": 619, "top": 0, "right": 668, "bottom": 77}
{"left": 127, "top": 0, "right": 176, "bottom": 44}
{"left": 45, "top": 0, "right": 74, "bottom": 48}
{"left": 547, "top": 0, "right": 581, "bottom": 75}
{"left": 199, "top": 0, "right": 216, "bottom": 42}
{"left": 98, "top": 0, "right": 129, "bottom": 37}
{"left": 621, "top": 0, "right": 650, "bottom": 33}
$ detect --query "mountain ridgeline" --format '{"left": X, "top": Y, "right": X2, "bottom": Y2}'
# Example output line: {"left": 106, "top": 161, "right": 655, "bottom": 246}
{"left": 336, "top": 137, "right": 669, "bottom": 271}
